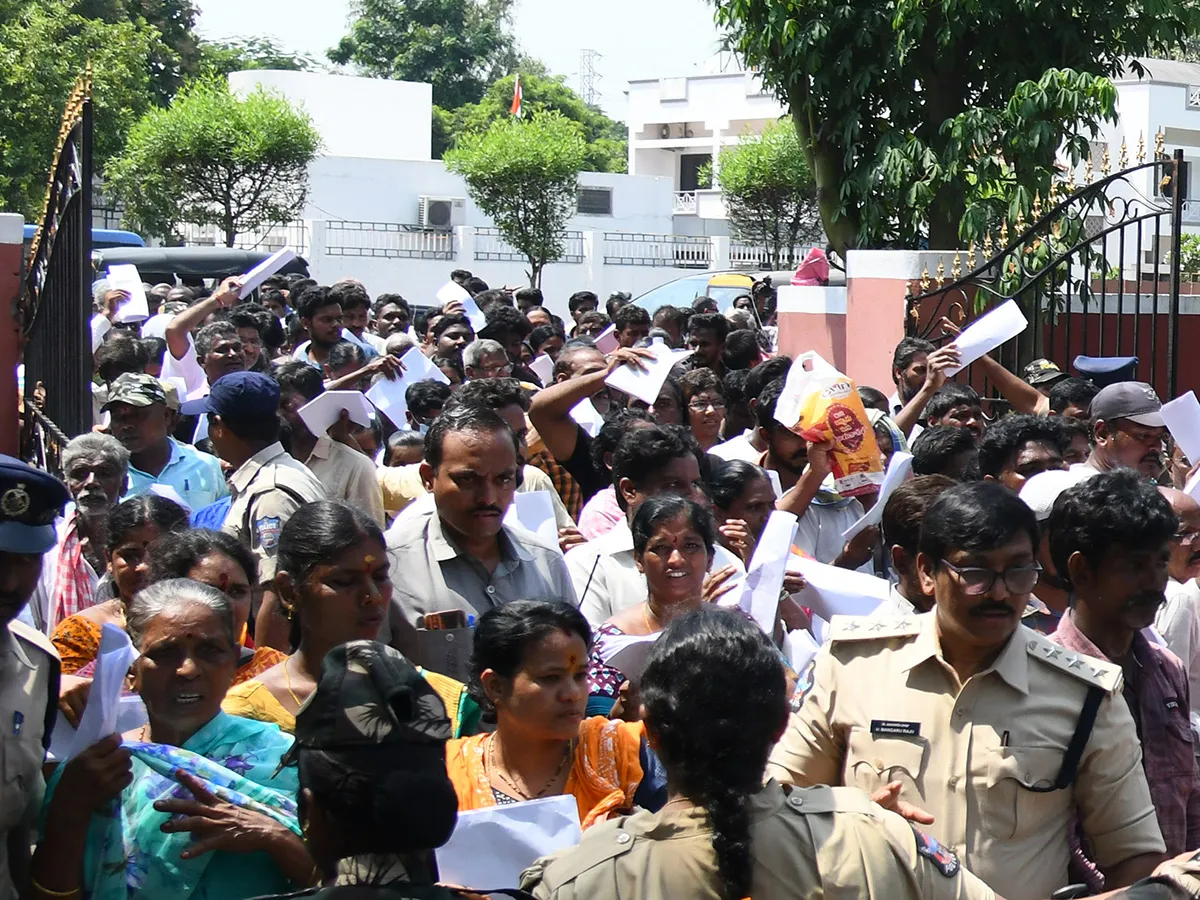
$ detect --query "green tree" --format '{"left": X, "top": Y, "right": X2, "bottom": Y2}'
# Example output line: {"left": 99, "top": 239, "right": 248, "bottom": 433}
{"left": 0, "top": 0, "right": 166, "bottom": 217}
{"left": 445, "top": 72, "right": 627, "bottom": 171}
{"left": 713, "top": 0, "right": 1199, "bottom": 254}
{"left": 106, "top": 78, "right": 321, "bottom": 245}
{"left": 197, "top": 35, "right": 321, "bottom": 77}
{"left": 706, "top": 120, "right": 821, "bottom": 267}
{"left": 445, "top": 111, "right": 587, "bottom": 288}
{"left": 330, "top": 0, "right": 520, "bottom": 110}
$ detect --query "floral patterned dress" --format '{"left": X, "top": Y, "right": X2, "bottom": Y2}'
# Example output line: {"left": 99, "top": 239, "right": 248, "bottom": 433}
{"left": 42, "top": 711, "right": 301, "bottom": 900}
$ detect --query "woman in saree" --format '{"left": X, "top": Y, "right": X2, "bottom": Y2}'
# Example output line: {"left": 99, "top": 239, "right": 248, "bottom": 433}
{"left": 223, "top": 501, "right": 479, "bottom": 737}
{"left": 32, "top": 579, "right": 314, "bottom": 900}
{"left": 446, "top": 599, "right": 646, "bottom": 829}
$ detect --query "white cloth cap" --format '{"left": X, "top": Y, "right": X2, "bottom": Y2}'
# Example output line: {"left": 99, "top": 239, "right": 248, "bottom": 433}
{"left": 1018, "top": 468, "right": 1098, "bottom": 522}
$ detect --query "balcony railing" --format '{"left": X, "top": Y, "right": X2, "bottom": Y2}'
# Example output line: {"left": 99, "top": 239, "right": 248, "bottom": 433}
{"left": 324, "top": 222, "right": 453, "bottom": 260}
{"left": 179, "top": 220, "right": 309, "bottom": 255}
{"left": 673, "top": 191, "right": 698, "bottom": 215}
{"left": 474, "top": 227, "right": 583, "bottom": 263}
{"left": 602, "top": 232, "right": 711, "bottom": 268}
{"left": 729, "top": 241, "right": 818, "bottom": 271}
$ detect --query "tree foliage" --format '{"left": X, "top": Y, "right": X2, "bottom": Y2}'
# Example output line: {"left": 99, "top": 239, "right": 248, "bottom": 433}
{"left": 707, "top": 120, "right": 822, "bottom": 267}
{"left": 329, "top": 0, "right": 521, "bottom": 110}
{"left": 713, "top": 0, "right": 1200, "bottom": 253}
{"left": 197, "top": 36, "right": 321, "bottom": 77}
{"left": 445, "top": 112, "right": 587, "bottom": 288}
{"left": 106, "top": 78, "right": 321, "bottom": 246}
{"left": 442, "top": 72, "right": 627, "bottom": 171}
{"left": 0, "top": 0, "right": 166, "bottom": 217}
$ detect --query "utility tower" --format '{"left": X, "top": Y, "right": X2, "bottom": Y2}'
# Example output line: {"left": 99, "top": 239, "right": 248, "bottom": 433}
{"left": 579, "top": 49, "right": 600, "bottom": 107}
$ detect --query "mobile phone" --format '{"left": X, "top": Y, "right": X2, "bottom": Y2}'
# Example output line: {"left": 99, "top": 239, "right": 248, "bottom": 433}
{"left": 421, "top": 610, "right": 469, "bottom": 630}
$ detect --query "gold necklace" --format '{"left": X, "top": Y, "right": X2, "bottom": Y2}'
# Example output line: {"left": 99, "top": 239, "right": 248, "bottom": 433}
{"left": 642, "top": 603, "right": 658, "bottom": 633}
{"left": 282, "top": 656, "right": 304, "bottom": 709}
{"left": 488, "top": 734, "right": 573, "bottom": 800}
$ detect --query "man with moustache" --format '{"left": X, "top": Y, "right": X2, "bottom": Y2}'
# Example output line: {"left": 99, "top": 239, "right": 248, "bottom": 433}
{"left": 1076, "top": 382, "right": 1167, "bottom": 480}
{"left": 1048, "top": 471, "right": 1200, "bottom": 856}
{"left": 769, "top": 481, "right": 1167, "bottom": 900}
{"left": 1154, "top": 487, "right": 1200, "bottom": 725}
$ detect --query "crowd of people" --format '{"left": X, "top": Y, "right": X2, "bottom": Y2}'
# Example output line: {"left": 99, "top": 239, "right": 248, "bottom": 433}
{"left": 5, "top": 266, "right": 1200, "bottom": 899}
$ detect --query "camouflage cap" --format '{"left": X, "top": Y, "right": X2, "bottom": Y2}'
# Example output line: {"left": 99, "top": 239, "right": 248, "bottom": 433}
{"left": 102, "top": 372, "right": 167, "bottom": 411}
{"left": 283, "top": 641, "right": 451, "bottom": 765}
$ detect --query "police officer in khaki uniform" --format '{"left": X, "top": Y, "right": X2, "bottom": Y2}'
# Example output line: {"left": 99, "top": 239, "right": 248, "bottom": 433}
{"left": 0, "top": 455, "right": 68, "bottom": 900}
{"left": 768, "top": 482, "right": 1166, "bottom": 900}
{"left": 183, "top": 372, "right": 325, "bottom": 650}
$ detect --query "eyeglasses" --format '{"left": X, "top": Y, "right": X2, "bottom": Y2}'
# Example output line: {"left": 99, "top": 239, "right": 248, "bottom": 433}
{"left": 939, "top": 560, "right": 1042, "bottom": 596}
{"left": 1175, "top": 530, "right": 1200, "bottom": 546}
{"left": 687, "top": 398, "right": 726, "bottom": 412}
{"left": 479, "top": 363, "right": 513, "bottom": 376}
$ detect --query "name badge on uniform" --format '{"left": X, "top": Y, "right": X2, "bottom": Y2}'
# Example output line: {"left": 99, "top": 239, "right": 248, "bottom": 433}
{"left": 870, "top": 719, "right": 920, "bottom": 737}
{"left": 12, "top": 711, "right": 23, "bottom": 736}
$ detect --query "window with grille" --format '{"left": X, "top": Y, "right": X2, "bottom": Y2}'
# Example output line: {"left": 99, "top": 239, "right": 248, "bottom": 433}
{"left": 1188, "top": 86, "right": 1200, "bottom": 110}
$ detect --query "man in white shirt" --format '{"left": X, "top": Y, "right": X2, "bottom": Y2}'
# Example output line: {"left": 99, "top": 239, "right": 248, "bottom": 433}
{"left": 161, "top": 278, "right": 246, "bottom": 400}
{"left": 1156, "top": 486, "right": 1200, "bottom": 723}
{"left": 888, "top": 336, "right": 936, "bottom": 418}
{"left": 565, "top": 424, "right": 744, "bottom": 625}
{"left": 709, "top": 357, "right": 791, "bottom": 462}
{"left": 872, "top": 474, "right": 956, "bottom": 617}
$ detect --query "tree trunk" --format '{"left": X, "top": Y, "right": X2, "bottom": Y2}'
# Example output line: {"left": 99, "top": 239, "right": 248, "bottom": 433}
{"left": 790, "top": 105, "right": 859, "bottom": 256}
{"left": 528, "top": 259, "right": 543, "bottom": 289}
{"left": 926, "top": 181, "right": 966, "bottom": 251}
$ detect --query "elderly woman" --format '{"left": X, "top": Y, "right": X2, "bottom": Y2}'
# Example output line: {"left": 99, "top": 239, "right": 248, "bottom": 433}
{"left": 25, "top": 433, "right": 130, "bottom": 634}
{"left": 255, "top": 641, "right": 462, "bottom": 897}
{"left": 33, "top": 579, "right": 313, "bottom": 900}
{"left": 446, "top": 599, "right": 645, "bottom": 830}
{"left": 224, "top": 501, "right": 479, "bottom": 737}
{"left": 51, "top": 495, "right": 190, "bottom": 674}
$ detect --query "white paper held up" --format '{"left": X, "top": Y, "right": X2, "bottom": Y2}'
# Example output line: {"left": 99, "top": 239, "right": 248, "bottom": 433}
{"left": 298, "top": 390, "right": 375, "bottom": 437}
{"left": 736, "top": 510, "right": 800, "bottom": 635}
{"left": 569, "top": 397, "right": 604, "bottom": 438}
{"left": 604, "top": 339, "right": 693, "bottom": 405}
{"left": 67, "top": 624, "right": 137, "bottom": 760}
{"left": 106, "top": 264, "right": 150, "bottom": 323}
{"left": 784, "top": 628, "right": 821, "bottom": 674}
{"left": 436, "top": 796, "right": 582, "bottom": 890}
{"left": 236, "top": 247, "right": 296, "bottom": 297}
{"left": 436, "top": 281, "right": 487, "bottom": 331}
{"left": 147, "top": 483, "right": 191, "bottom": 512}
{"left": 842, "top": 451, "right": 914, "bottom": 541}
{"left": 365, "top": 377, "right": 409, "bottom": 428}
{"left": 1162, "top": 391, "right": 1200, "bottom": 464}
{"left": 789, "top": 554, "right": 891, "bottom": 621}
{"left": 399, "top": 346, "right": 451, "bottom": 385}
{"left": 945, "top": 299, "right": 1028, "bottom": 376}
{"left": 503, "top": 491, "right": 559, "bottom": 549}
{"left": 529, "top": 354, "right": 555, "bottom": 385}
{"left": 593, "top": 324, "right": 619, "bottom": 354}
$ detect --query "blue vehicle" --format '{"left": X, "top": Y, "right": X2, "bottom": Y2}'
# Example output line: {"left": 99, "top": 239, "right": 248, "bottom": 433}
{"left": 23, "top": 224, "right": 145, "bottom": 256}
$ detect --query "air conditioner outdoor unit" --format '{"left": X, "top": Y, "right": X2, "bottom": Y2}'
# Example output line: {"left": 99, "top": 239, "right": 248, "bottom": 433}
{"left": 659, "top": 124, "right": 671, "bottom": 139}
{"left": 418, "top": 196, "right": 466, "bottom": 230}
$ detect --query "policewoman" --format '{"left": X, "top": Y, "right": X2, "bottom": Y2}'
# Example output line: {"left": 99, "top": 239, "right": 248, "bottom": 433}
{"left": 768, "top": 483, "right": 1166, "bottom": 900}
{"left": 0, "top": 456, "right": 68, "bottom": 900}
{"left": 183, "top": 372, "right": 325, "bottom": 650}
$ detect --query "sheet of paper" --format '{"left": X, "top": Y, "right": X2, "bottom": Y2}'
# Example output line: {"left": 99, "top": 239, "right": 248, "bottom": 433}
{"left": 789, "top": 554, "right": 891, "bottom": 621}
{"left": 1187, "top": 467, "right": 1200, "bottom": 501}
{"left": 399, "top": 345, "right": 451, "bottom": 385}
{"left": 297, "top": 390, "right": 375, "bottom": 436}
{"left": 436, "top": 281, "right": 487, "bottom": 331}
{"left": 569, "top": 397, "right": 604, "bottom": 438}
{"left": 842, "top": 451, "right": 914, "bottom": 541}
{"left": 147, "top": 483, "right": 191, "bottom": 512}
{"left": 810, "top": 612, "right": 831, "bottom": 645}
{"left": 945, "top": 299, "right": 1029, "bottom": 376}
{"left": 67, "top": 625, "right": 137, "bottom": 760}
{"left": 598, "top": 632, "right": 660, "bottom": 683}
{"left": 50, "top": 694, "right": 147, "bottom": 762}
{"left": 365, "top": 376, "right": 409, "bottom": 428}
{"left": 784, "top": 627, "right": 821, "bottom": 674}
{"left": 106, "top": 264, "right": 149, "bottom": 323}
{"left": 604, "top": 339, "right": 693, "bottom": 405}
{"left": 736, "top": 511, "right": 800, "bottom": 635}
{"left": 1162, "top": 391, "right": 1200, "bottom": 464}
{"left": 529, "top": 354, "right": 555, "bottom": 385}
{"left": 236, "top": 247, "right": 296, "bottom": 297}
{"left": 593, "top": 324, "right": 618, "bottom": 354}
{"left": 503, "top": 491, "right": 559, "bottom": 549}
{"left": 436, "top": 795, "right": 582, "bottom": 890}
{"left": 192, "top": 412, "right": 210, "bottom": 444}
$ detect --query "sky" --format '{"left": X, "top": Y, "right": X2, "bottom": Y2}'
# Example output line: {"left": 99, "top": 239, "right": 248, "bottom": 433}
{"left": 193, "top": 0, "right": 728, "bottom": 118}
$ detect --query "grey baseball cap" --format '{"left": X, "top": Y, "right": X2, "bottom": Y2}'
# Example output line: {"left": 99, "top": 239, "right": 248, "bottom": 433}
{"left": 1089, "top": 381, "right": 1164, "bottom": 428}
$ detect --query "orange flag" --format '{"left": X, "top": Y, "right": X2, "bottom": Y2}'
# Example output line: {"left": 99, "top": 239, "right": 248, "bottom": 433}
{"left": 510, "top": 74, "right": 523, "bottom": 117}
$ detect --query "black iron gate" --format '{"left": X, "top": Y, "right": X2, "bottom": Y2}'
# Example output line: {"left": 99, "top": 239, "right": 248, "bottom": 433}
{"left": 905, "top": 142, "right": 1185, "bottom": 400}
{"left": 22, "top": 74, "right": 93, "bottom": 463}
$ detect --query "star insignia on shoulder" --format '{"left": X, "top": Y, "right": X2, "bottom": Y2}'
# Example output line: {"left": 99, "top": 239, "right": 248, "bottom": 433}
{"left": 1067, "top": 656, "right": 1083, "bottom": 669}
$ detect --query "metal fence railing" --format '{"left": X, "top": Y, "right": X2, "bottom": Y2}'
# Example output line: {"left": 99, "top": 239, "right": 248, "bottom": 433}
{"left": 473, "top": 227, "right": 584, "bottom": 264}
{"left": 729, "top": 241, "right": 817, "bottom": 271}
{"left": 179, "top": 220, "right": 309, "bottom": 255}
{"left": 602, "top": 232, "right": 711, "bottom": 268}
{"left": 324, "top": 222, "right": 454, "bottom": 260}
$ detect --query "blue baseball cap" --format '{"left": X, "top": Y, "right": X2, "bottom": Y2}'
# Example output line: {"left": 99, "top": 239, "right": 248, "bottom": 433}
{"left": 180, "top": 371, "right": 280, "bottom": 422}
{"left": 0, "top": 455, "right": 69, "bottom": 554}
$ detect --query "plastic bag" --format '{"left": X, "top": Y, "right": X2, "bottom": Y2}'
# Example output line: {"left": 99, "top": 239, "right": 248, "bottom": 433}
{"left": 773, "top": 351, "right": 884, "bottom": 497}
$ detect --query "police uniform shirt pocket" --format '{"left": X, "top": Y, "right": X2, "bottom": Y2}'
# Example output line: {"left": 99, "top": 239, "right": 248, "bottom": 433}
{"left": 0, "top": 733, "right": 40, "bottom": 833}
{"left": 983, "top": 746, "right": 1069, "bottom": 840}
{"left": 846, "top": 728, "right": 926, "bottom": 796}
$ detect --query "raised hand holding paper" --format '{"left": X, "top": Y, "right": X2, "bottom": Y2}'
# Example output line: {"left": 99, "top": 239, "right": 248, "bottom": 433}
{"left": 66, "top": 624, "right": 137, "bottom": 759}
{"left": 399, "top": 346, "right": 451, "bottom": 385}
{"left": 298, "top": 390, "right": 374, "bottom": 437}
{"left": 736, "top": 510, "right": 800, "bottom": 635}
{"left": 529, "top": 354, "right": 555, "bottom": 385}
{"left": 437, "top": 281, "right": 487, "bottom": 331}
{"left": 842, "top": 451, "right": 914, "bottom": 541}
{"left": 365, "top": 376, "right": 408, "bottom": 428}
{"left": 944, "top": 299, "right": 1028, "bottom": 376}
{"left": 604, "top": 339, "right": 692, "bottom": 405}
{"left": 593, "top": 324, "right": 618, "bottom": 354}
{"left": 106, "top": 264, "right": 150, "bottom": 323}
{"left": 236, "top": 247, "right": 296, "bottom": 297}
{"left": 569, "top": 397, "right": 604, "bottom": 438}
{"left": 1162, "top": 391, "right": 1200, "bottom": 464}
